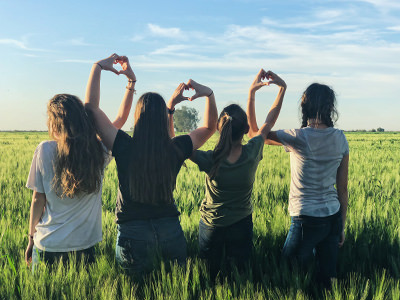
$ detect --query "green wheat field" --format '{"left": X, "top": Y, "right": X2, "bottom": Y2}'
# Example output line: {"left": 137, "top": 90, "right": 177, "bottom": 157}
{"left": 1, "top": 131, "right": 400, "bottom": 299}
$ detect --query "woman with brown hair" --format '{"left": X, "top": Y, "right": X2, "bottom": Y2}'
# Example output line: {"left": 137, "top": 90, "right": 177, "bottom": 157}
{"left": 25, "top": 57, "right": 135, "bottom": 271}
{"left": 84, "top": 54, "right": 218, "bottom": 275}
{"left": 248, "top": 81, "right": 349, "bottom": 287}
{"left": 190, "top": 69, "right": 286, "bottom": 278}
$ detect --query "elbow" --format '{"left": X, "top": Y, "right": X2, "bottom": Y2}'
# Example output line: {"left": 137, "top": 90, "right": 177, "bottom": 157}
{"left": 33, "top": 192, "right": 46, "bottom": 206}
{"left": 84, "top": 103, "right": 96, "bottom": 111}
{"left": 208, "top": 121, "right": 217, "bottom": 134}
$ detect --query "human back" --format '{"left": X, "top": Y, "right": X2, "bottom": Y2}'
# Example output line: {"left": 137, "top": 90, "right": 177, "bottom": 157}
{"left": 25, "top": 94, "right": 114, "bottom": 267}
{"left": 193, "top": 104, "right": 263, "bottom": 227}
{"left": 265, "top": 82, "right": 349, "bottom": 287}
{"left": 278, "top": 126, "right": 349, "bottom": 217}
{"left": 112, "top": 92, "right": 193, "bottom": 223}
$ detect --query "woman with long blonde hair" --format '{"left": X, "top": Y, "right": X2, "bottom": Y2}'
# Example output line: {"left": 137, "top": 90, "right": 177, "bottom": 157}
{"left": 25, "top": 59, "right": 135, "bottom": 270}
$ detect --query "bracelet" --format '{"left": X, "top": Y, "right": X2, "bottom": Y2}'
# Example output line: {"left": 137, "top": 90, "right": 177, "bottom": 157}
{"left": 168, "top": 107, "right": 175, "bottom": 115}
{"left": 28, "top": 234, "right": 34, "bottom": 239}
{"left": 94, "top": 63, "right": 103, "bottom": 70}
{"left": 126, "top": 86, "right": 136, "bottom": 94}
{"left": 207, "top": 90, "right": 214, "bottom": 97}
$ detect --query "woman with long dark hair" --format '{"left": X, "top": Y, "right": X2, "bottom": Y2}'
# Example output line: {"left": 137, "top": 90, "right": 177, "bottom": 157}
{"left": 190, "top": 69, "right": 286, "bottom": 277}
{"left": 248, "top": 81, "right": 349, "bottom": 287}
{"left": 25, "top": 61, "right": 134, "bottom": 270}
{"left": 84, "top": 54, "right": 218, "bottom": 275}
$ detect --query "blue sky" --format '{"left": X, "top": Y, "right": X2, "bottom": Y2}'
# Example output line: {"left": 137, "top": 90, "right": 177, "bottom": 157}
{"left": 0, "top": 0, "right": 399, "bottom": 131}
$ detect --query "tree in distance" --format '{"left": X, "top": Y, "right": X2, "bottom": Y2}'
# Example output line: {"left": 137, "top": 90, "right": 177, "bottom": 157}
{"left": 174, "top": 106, "right": 200, "bottom": 132}
{"left": 377, "top": 127, "right": 385, "bottom": 132}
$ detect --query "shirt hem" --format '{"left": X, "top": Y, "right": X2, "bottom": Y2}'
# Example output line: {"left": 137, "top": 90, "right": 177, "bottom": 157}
{"left": 33, "top": 238, "right": 102, "bottom": 252}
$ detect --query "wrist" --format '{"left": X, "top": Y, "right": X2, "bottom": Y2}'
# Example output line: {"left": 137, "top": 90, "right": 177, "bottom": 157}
{"left": 249, "top": 90, "right": 256, "bottom": 97}
{"left": 167, "top": 107, "right": 175, "bottom": 115}
{"left": 94, "top": 63, "right": 103, "bottom": 71}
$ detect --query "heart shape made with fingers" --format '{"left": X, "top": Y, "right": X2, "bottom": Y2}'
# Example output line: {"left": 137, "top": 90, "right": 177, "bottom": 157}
{"left": 183, "top": 86, "right": 196, "bottom": 101}
{"left": 260, "top": 74, "right": 273, "bottom": 85}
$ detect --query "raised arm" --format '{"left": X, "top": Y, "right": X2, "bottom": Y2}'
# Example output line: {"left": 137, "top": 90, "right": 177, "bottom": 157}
{"left": 84, "top": 54, "right": 136, "bottom": 150}
{"left": 187, "top": 79, "right": 218, "bottom": 150}
{"left": 25, "top": 191, "right": 46, "bottom": 265}
{"left": 112, "top": 56, "right": 136, "bottom": 130}
{"left": 337, "top": 154, "right": 349, "bottom": 247}
{"left": 247, "top": 69, "right": 268, "bottom": 138}
{"left": 167, "top": 83, "right": 189, "bottom": 138}
{"left": 247, "top": 70, "right": 286, "bottom": 141}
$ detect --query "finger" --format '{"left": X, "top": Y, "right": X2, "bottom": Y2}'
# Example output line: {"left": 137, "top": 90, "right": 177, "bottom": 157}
{"left": 110, "top": 67, "right": 120, "bottom": 75}
{"left": 189, "top": 93, "right": 200, "bottom": 101}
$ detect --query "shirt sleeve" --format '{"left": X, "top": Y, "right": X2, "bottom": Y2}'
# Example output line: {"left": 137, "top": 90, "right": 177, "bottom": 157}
{"left": 112, "top": 130, "right": 132, "bottom": 158}
{"left": 26, "top": 144, "right": 45, "bottom": 193}
{"left": 101, "top": 142, "right": 113, "bottom": 167}
{"left": 342, "top": 131, "right": 350, "bottom": 156}
{"left": 172, "top": 135, "right": 193, "bottom": 160}
{"left": 245, "top": 135, "right": 264, "bottom": 161}
{"left": 276, "top": 129, "right": 303, "bottom": 152}
{"left": 191, "top": 150, "right": 214, "bottom": 173}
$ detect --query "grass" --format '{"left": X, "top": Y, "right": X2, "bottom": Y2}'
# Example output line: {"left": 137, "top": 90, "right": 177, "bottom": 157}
{"left": 0, "top": 131, "right": 399, "bottom": 299}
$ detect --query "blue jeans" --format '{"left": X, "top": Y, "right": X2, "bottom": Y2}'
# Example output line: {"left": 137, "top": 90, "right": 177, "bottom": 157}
{"left": 115, "top": 216, "right": 187, "bottom": 276}
{"left": 198, "top": 214, "right": 253, "bottom": 278}
{"left": 282, "top": 211, "right": 342, "bottom": 286}
{"left": 32, "top": 245, "right": 95, "bottom": 273}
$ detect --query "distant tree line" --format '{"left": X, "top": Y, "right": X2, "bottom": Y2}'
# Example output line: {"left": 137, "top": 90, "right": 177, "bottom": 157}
{"left": 347, "top": 127, "right": 385, "bottom": 132}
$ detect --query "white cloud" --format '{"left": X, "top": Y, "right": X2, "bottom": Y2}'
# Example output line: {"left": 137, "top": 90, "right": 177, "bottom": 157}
{"left": 66, "top": 37, "right": 92, "bottom": 46}
{"left": 387, "top": 26, "right": 400, "bottom": 31}
{"left": 131, "top": 35, "right": 144, "bottom": 42}
{"left": 148, "top": 23, "right": 182, "bottom": 38}
{"left": 150, "top": 44, "right": 191, "bottom": 55}
{"left": 0, "top": 39, "right": 28, "bottom": 49}
{"left": 0, "top": 38, "right": 48, "bottom": 52}
{"left": 57, "top": 59, "right": 93, "bottom": 64}
{"left": 357, "top": 0, "right": 400, "bottom": 10}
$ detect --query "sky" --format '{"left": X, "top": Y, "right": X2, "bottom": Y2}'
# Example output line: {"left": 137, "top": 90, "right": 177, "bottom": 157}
{"left": 0, "top": 0, "right": 399, "bottom": 131}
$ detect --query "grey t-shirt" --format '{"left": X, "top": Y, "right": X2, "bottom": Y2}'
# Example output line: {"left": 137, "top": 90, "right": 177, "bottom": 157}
{"left": 26, "top": 141, "right": 112, "bottom": 252}
{"left": 276, "top": 127, "right": 349, "bottom": 217}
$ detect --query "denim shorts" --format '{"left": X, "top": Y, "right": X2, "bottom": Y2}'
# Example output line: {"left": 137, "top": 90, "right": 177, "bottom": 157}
{"left": 32, "top": 245, "right": 95, "bottom": 273}
{"left": 115, "top": 216, "right": 187, "bottom": 276}
{"left": 282, "top": 211, "right": 342, "bottom": 284}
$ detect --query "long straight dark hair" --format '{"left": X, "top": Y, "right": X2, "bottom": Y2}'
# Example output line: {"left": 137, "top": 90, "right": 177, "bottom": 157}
{"left": 209, "top": 104, "right": 249, "bottom": 179}
{"left": 129, "top": 92, "right": 176, "bottom": 205}
{"left": 47, "top": 94, "right": 105, "bottom": 198}
{"left": 300, "top": 83, "right": 338, "bottom": 128}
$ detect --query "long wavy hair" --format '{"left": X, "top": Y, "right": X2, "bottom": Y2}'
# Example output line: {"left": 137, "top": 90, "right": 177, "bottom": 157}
{"left": 47, "top": 94, "right": 105, "bottom": 198}
{"left": 209, "top": 104, "right": 249, "bottom": 179}
{"left": 129, "top": 92, "right": 177, "bottom": 205}
{"left": 300, "top": 83, "right": 338, "bottom": 128}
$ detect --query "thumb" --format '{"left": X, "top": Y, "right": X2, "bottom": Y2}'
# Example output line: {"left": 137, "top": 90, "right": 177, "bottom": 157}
{"left": 189, "top": 93, "right": 200, "bottom": 102}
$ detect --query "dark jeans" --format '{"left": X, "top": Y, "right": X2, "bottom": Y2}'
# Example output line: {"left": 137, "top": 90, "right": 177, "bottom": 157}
{"left": 32, "top": 245, "right": 95, "bottom": 272}
{"left": 198, "top": 214, "right": 253, "bottom": 278}
{"left": 115, "top": 216, "right": 187, "bottom": 276}
{"left": 282, "top": 211, "right": 342, "bottom": 286}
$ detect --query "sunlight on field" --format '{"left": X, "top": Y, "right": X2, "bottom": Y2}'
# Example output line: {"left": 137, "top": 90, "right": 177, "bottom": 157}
{"left": 1, "top": 131, "right": 400, "bottom": 299}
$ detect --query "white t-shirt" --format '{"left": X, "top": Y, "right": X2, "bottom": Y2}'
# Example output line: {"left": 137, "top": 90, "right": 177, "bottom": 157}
{"left": 276, "top": 127, "right": 349, "bottom": 217}
{"left": 26, "top": 141, "right": 112, "bottom": 252}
